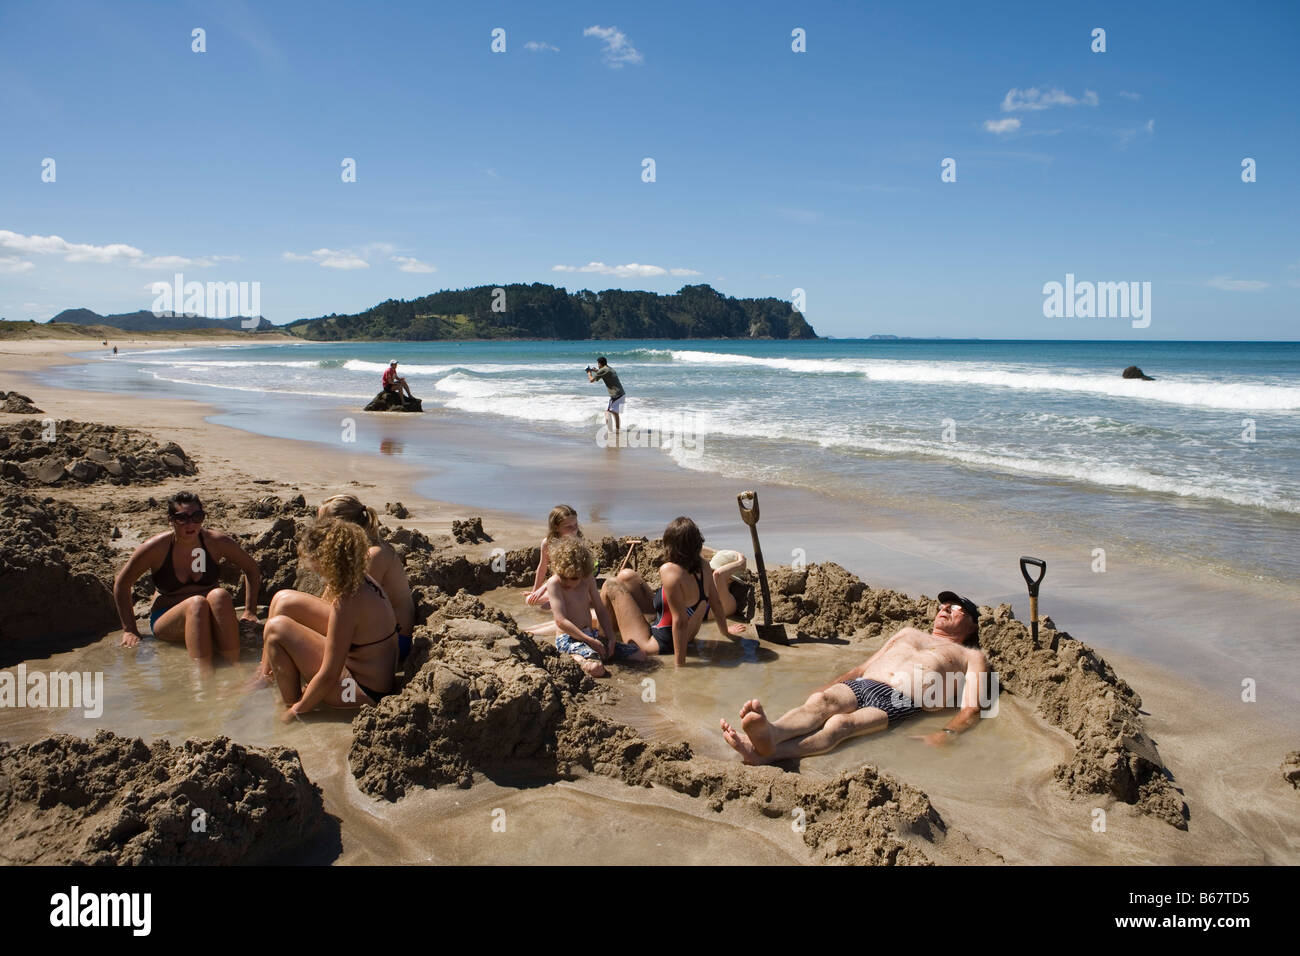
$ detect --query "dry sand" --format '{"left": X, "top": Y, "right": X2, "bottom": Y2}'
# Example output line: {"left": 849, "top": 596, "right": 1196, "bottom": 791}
{"left": 1, "top": 338, "right": 1297, "bottom": 865}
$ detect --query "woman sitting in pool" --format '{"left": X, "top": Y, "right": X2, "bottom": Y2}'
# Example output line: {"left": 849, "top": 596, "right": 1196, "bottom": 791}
{"left": 600, "top": 516, "right": 747, "bottom": 666}
{"left": 113, "top": 491, "right": 261, "bottom": 668}
{"left": 257, "top": 494, "right": 415, "bottom": 675}
{"left": 263, "top": 517, "right": 399, "bottom": 719}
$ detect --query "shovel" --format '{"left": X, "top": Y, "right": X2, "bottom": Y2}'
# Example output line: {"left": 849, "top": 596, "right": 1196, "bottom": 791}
{"left": 737, "top": 491, "right": 791, "bottom": 645}
{"left": 1019, "top": 556, "right": 1047, "bottom": 646}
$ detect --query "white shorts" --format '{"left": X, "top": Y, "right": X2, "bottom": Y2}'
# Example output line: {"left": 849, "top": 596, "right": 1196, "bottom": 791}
{"left": 607, "top": 397, "right": 625, "bottom": 414}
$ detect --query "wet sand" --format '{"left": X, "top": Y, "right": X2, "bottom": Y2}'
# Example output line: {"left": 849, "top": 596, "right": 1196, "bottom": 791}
{"left": 2, "top": 339, "right": 1298, "bottom": 865}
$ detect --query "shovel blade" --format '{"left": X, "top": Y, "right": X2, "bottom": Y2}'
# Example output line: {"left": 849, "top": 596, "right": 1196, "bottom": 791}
{"left": 754, "top": 623, "right": 791, "bottom": 645}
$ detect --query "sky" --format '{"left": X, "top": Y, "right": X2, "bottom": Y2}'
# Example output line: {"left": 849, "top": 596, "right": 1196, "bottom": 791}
{"left": 1, "top": 0, "right": 1297, "bottom": 339}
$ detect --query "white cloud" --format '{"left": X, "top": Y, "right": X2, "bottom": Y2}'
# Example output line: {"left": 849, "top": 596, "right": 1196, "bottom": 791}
{"left": 0, "top": 255, "right": 35, "bottom": 274}
{"left": 1118, "top": 90, "right": 1142, "bottom": 101}
{"left": 524, "top": 40, "right": 559, "bottom": 52}
{"left": 1207, "top": 276, "right": 1269, "bottom": 292}
{"left": 283, "top": 248, "right": 370, "bottom": 270}
{"left": 583, "top": 25, "right": 643, "bottom": 68}
{"left": 552, "top": 261, "right": 699, "bottom": 278}
{"left": 391, "top": 255, "right": 436, "bottom": 274}
{"left": 0, "top": 229, "right": 221, "bottom": 269}
{"left": 1001, "top": 87, "right": 1099, "bottom": 111}
{"left": 984, "top": 117, "right": 1022, "bottom": 134}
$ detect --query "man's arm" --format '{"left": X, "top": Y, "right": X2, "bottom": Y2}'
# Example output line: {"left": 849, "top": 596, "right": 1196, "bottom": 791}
{"left": 941, "top": 650, "right": 989, "bottom": 735}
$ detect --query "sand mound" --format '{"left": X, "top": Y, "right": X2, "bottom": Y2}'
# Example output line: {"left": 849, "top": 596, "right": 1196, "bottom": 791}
{"left": 978, "top": 605, "right": 1188, "bottom": 828}
{"left": 237, "top": 515, "right": 307, "bottom": 600}
{"left": 451, "top": 516, "right": 491, "bottom": 543}
{"left": 349, "top": 608, "right": 978, "bottom": 865}
{"left": 0, "top": 493, "right": 119, "bottom": 644}
{"left": 1283, "top": 752, "right": 1300, "bottom": 789}
{"left": 0, "top": 419, "right": 197, "bottom": 487}
{"left": 1, "top": 391, "right": 43, "bottom": 414}
{"left": 766, "top": 563, "right": 920, "bottom": 639}
{"left": 0, "top": 731, "right": 327, "bottom": 864}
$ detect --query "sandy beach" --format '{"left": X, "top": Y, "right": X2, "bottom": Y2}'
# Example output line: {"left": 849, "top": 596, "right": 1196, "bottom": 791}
{"left": 1, "top": 337, "right": 1297, "bottom": 866}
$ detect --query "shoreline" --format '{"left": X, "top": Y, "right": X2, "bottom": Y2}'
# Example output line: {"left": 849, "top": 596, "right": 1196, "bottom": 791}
{"left": 30, "top": 339, "right": 1299, "bottom": 716}
{"left": 2, "top": 338, "right": 1298, "bottom": 865}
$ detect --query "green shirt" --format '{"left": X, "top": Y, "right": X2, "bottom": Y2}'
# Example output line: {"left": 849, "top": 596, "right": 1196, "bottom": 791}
{"left": 593, "top": 366, "right": 625, "bottom": 400}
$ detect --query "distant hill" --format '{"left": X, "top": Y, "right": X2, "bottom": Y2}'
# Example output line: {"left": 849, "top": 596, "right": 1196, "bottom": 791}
{"left": 285, "top": 283, "right": 817, "bottom": 341}
{"left": 0, "top": 320, "right": 292, "bottom": 342}
{"left": 51, "top": 308, "right": 273, "bottom": 333}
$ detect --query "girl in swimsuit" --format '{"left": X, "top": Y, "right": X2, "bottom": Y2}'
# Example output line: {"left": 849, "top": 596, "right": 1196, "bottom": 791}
{"left": 258, "top": 494, "right": 416, "bottom": 671}
{"left": 524, "top": 504, "right": 584, "bottom": 608}
{"left": 263, "top": 517, "right": 399, "bottom": 719}
{"left": 599, "top": 516, "right": 747, "bottom": 666}
{"left": 113, "top": 491, "right": 261, "bottom": 669}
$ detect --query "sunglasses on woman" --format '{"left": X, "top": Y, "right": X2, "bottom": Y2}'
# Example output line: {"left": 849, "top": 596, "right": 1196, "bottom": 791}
{"left": 170, "top": 510, "right": 205, "bottom": 524}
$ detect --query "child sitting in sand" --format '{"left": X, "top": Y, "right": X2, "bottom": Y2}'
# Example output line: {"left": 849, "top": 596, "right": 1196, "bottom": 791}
{"left": 547, "top": 537, "right": 643, "bottom": 677}
{"left": 262, "top": 518, "right": 399, "bottom": 718}
{"left": 260, "top": 494, "right": 416, "bottom": 667}
{"left": 524, "top": 504, "right": 591, "bottom": 608}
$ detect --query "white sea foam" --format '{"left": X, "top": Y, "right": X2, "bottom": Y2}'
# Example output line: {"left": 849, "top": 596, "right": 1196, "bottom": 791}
{"left": 665, "top": 350, "right": 1300, "bottom": 411}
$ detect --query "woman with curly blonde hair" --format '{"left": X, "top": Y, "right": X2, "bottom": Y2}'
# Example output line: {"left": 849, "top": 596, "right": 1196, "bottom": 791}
{"left": 263, "top": 517, "right": 399, "bottom": 719}
{"left": 261, "top": 493, "right": 416, "bottom": 666}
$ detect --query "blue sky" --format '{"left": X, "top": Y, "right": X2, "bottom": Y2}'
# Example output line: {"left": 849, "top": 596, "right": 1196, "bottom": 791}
{"left": 1, "top": 0, "right": 1297, "bottom": 339}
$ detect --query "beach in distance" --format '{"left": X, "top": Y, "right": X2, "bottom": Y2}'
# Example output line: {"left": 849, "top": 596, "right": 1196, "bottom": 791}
{"left": 2, "top": 335, "right": 1297, "bottom": 867}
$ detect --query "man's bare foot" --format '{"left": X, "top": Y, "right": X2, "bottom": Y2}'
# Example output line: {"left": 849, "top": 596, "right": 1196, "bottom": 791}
{"left": 740, "top": 699, "right": 774, "bottom": 756}
{"left": 577, "top": 657, "right": 607, "bottom": 678}
{"left": 720, "top": 718, "right": 766, "bottom": 765}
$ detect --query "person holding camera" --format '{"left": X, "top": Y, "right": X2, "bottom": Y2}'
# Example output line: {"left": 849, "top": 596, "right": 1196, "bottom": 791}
{"left": 587, "top": 356, "right": 626, "bottom": 440}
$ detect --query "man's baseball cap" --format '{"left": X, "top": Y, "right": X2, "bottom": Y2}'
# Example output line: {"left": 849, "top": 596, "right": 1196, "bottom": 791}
{"left": 937, "top": 591, "right": 980, "bottom": 640}
{"left": 390, "top": 360, "right": 398, "bottom": 365}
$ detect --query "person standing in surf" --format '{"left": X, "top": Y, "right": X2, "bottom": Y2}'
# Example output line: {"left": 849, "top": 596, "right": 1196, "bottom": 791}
{"left": 587, "top": 356, "right": 625, "bottom": 443}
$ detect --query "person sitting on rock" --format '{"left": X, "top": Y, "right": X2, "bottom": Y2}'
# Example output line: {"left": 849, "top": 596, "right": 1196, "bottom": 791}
{"left": 382, "top": 360, "right": 414, "bottom": 400}
{"left": 263, "top": 517, "right": 399, "bottom": 718}
{"left": 600, "top": 516, "right": 747, "bottom": 666}
{"left": 547, "top": 537, "right": 642, "bottom": 677}
{"left": 720, "top": 592, "right": 990, "bottom": 763}
{"left": 113, "top": 491, "right": 261, "bottom": 669}
{"left": 257, "top": 494, "right": 415, "bottom": 676}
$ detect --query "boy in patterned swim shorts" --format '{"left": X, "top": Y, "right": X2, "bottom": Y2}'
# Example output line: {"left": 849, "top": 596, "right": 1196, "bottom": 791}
{"left": 547, "top": 537, "right": 645, "bottom": 678}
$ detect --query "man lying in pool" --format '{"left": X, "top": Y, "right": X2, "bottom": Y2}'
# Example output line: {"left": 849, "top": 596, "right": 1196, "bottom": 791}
{"left": 720, "top": 592, "right": 990, "bottom": 764}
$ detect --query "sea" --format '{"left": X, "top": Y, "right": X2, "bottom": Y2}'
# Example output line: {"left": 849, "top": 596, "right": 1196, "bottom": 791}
{"left": 59, "top": 338, "right": 1300, "bottom": 588}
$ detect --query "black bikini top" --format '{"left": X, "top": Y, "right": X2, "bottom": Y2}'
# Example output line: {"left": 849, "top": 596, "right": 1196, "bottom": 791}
{"left": 152, "top": 530, "right": 220, "bottom": 594}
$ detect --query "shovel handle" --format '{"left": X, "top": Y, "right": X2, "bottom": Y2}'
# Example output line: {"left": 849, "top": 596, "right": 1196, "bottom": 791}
{"left": 1019, "top": 556, "right": 1046, "bottom": 597}
{"left": 737, "top": 491, "right": 760, "bottom": 527}
{"left": 618, "top": 540, "right": 638, "bottom": 573}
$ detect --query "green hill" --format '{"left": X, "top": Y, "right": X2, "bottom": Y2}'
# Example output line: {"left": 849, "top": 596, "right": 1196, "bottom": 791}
{"left": 286, "top": 283, "right": 817, "bottom": 341}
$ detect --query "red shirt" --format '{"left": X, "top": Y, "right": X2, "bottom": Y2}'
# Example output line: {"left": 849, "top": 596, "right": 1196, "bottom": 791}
{"left": 383, "top": 366, "right": 397, "bottom": 387}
